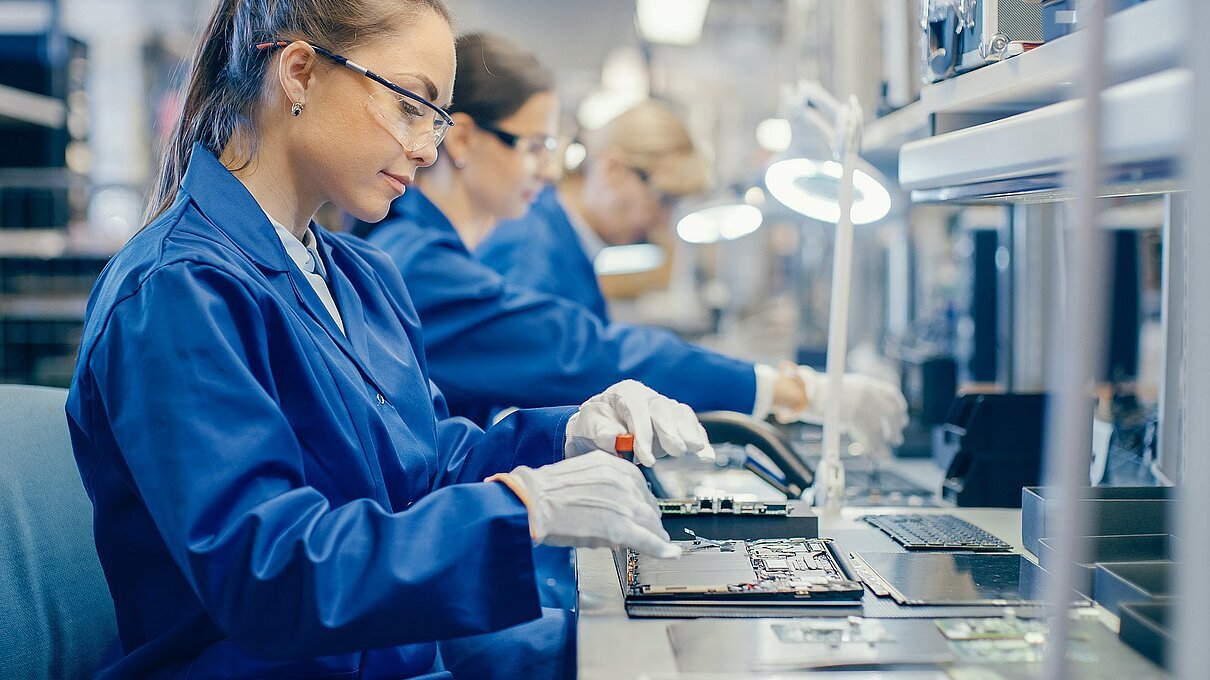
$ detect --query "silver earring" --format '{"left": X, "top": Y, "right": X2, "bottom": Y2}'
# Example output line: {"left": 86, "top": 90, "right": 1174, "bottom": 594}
{"left": 291, "top": 102, "right": 304, "bottom": 117}
{"left": 453, "top": 158, "right": 466, "bottom": 169}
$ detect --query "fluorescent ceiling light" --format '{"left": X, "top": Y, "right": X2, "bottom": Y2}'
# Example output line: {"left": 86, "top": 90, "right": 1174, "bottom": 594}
{"left": 764, "top": 158, "right": 891, "bottom": 225}
{"left": 594, "top": 243, "right": 666, "bottom": 275}
{"left": 676, "top": 203, "right": 764, "bottom": 244}
{"left": 636, "top": 0, "right": 711, "bottom": 46}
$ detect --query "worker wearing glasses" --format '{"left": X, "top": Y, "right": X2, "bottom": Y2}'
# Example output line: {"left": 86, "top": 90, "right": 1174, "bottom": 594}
{"left": 481, "top": 101, "right": 702, "bottom": 319}
{"left": 353, "top": 34, "right": 909, "bottom": 463}
{"left": 65, "top": 3, "right": 715, "bottom": 679}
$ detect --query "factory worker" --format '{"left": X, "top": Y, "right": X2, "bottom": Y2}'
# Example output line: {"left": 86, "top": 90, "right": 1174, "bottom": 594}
{"left": 352, "top": 33, "right": 909, "bottom": 456}
{"left": 477, "top": 102, "right": 699, "bottom": 321}
{"left": 64, "top": 2, "right": 711, "bottom": 678}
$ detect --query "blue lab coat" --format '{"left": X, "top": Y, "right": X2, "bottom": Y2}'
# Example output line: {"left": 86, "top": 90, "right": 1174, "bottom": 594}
{"left": 353, "top": 188, "right": 758, "bottom": 428}
{"left": 65, "top": 144, "right": 575, "bottom": 680}
{"left": 478, "top": 185, "right": 610, "bottom": 320}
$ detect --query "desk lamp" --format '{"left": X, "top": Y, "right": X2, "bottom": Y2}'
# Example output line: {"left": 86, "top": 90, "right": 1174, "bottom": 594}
{"left": 765, "top": 81, "right": 892, "bottom": 511}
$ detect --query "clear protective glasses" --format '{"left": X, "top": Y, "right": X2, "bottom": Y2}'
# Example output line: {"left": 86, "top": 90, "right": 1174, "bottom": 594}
{"left": 478, "top": 123, "right": 560, "bottom": 160}
{"left": 628, "top": 165, "right": 677, "bottom": 211}
{"left": 254, "top": 40, "right": 454, "bottom": 152}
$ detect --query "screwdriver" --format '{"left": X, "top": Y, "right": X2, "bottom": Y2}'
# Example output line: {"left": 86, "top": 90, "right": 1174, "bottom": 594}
{"left": 613, "top": 433, "right": 669, "bottom": 498}
{"left": 614, "top": 433, "right": 636, "bottom": 462}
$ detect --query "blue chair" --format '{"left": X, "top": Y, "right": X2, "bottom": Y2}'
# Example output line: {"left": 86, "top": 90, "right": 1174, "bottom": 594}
{"left": 0, "top": 385, "right": 116, "bottom": 678}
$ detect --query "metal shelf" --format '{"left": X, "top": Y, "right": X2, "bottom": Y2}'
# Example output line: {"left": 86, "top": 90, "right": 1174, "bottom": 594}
{"left": 862, "top": 100, "right": 930, "bottom": 174}
{"left": 0, "top": 294, "right": 89, "bottom": 321}
{"left": 0, "top": 1, "right": 53, "bottom": 34}
{"left": 900, "top": 69, "right": 1190, "bottom": 202}
{"left": 0, "top": 82, "right": 66, "bottom": 128}
{"left": 919, "top": 0, "right": 1183, "bottom": 120}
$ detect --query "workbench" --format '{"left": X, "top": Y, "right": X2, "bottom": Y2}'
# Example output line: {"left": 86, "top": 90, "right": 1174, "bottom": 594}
{"left": 576, "top": 507, "right": 1168, "bottom": 679}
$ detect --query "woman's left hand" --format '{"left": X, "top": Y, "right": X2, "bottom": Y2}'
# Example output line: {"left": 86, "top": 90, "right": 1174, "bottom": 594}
{"left": 565, "top": 380, "right": 715, "bottom": 466}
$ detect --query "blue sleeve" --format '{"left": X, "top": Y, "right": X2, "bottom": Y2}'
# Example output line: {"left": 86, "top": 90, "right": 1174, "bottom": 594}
{"left": 477, "top": 219, "right": 567, "bottom": 299}
{"left": 88, "top": 262, "right": 542, "bottom": 658}
{"left": 429, "top": 377, "right": 574, "bottom": 486}
{"left": 394, "top": 238, "right": 758, "bottom": 416}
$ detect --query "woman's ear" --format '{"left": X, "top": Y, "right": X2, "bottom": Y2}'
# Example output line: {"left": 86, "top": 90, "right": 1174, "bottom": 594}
{"left": 441, "top": 112, "right": 477, "bottom": 167}
{"left": 276, "top": 41, "right": 319, "bottom": 111}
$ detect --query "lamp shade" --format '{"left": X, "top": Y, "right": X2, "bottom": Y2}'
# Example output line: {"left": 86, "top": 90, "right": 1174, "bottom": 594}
{"left": 765, "top": 157, "right": 891, "bottom": 225}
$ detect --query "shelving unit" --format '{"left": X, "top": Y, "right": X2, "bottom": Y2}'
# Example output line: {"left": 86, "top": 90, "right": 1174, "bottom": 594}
{"left": 0, "top": 82, "right": 66, "bottom": 128}
{"left": 897, "top": 0, "right": 1187, "bottom": 203}
{"left": 901, "top": 68, "right": 1189, "bottom": 201}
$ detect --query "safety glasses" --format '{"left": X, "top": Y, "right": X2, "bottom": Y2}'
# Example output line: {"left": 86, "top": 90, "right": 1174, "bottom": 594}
{"left": 255, "top": 40, "right": 455, "bottom": 152}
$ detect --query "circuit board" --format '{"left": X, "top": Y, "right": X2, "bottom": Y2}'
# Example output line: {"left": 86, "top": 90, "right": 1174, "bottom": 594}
{"left": 658, "top": 498, "right": 788, "bottom": 515}
{"left": 619, "top": 537, "right": 864, "bottom": 603}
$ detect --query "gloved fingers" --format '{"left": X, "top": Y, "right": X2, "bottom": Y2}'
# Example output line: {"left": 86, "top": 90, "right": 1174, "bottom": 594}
{"left": 883, "top": 417, "right": 906, "bottom": 447}
{"left": 616, "top": 522, "right": 681, "bottom": 559}
{"left": 854, "top": 422, "right": 891, "bottom": 459}
{"left": 605, "top": 392, "right": 657, "bottom": 467}
{"left": 590, "top": 451, "right": 662, "bottom": 517}
{"left": 648, "top": 399, "right": 688, "bottom": 458}
{"left": 864, "top": 388, "right": 908, "bottom": 447}
{"left": 842, "top": 418, "right": 877, "bottom": 454}
{"left": 674, "top": 402, "right": 714, "bottom": 460}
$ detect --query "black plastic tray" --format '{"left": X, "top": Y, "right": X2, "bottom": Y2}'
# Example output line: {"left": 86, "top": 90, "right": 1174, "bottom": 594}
{"left": 1119, "top": 600, "right": 1175, "bottom": 669}
{"left": 1036, "top": 534, "right": 1176, "bottom": 595}
{"left": 1021, "top": 486, "right": 1174, "bottom": 556}
{"left": 1093, "top": 560, "right": 1174, "bottom": 617}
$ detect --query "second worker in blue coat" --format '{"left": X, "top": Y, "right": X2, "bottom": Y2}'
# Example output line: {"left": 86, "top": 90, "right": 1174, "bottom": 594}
{"left": 354, "top": 35, "right": 910, "bottom": 459}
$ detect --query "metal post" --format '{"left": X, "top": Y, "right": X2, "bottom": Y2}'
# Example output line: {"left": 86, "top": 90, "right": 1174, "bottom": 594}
{"left": 1011, "top": 204, "right": 1060, "bottom": 392}
{"left": 1157, "top": 193, "right": 1186, "bottom": 485}
{"left": 1042, "top": 1, "right": 1109, "bottom": 678}
{"left": 1174, "top": 0, "right": 1210, "bottom": 676}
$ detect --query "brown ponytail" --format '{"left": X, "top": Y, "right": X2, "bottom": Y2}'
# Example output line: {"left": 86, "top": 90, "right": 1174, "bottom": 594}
{"left": 143, "top": 0, "right": 452, "bottom": 225}
{"left": 450, "top": 32, "right": 554, "bottom": 128}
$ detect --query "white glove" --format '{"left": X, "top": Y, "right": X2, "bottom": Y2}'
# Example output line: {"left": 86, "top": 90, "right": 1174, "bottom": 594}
{"left": 491, "top": 451, "right": 681, "bottom": 558}
{"left": 565, "top": 380, "right": 715, "bottom": 467}
{"left": 779, "top": 366, "right": 909, "bottom": 458}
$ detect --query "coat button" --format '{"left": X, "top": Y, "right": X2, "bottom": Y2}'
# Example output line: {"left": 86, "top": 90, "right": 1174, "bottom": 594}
{"left": 376, "top": 393, "right": 386, "bottom": 405}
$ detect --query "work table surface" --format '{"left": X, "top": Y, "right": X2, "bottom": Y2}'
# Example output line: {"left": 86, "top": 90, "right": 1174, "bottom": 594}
{"left": 575, "top": 506, "right": 1167, "bottom": 679}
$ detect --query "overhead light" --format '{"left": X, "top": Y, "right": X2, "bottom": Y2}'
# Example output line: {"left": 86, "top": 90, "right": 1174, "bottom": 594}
{"left": 756, "top": 118, "right": 792, "bottom": 153}
{"left": 764, "top": 158, "right": 891, "bottom": 225}
{"left": 563, "top": 142, "right": 588, "bottom": 171}
{"left": 636, "top": 0, "right": 711, "bottom": 46}
{"left": 577, "top": 90, "right": 645, "bottom": 131}
{"left": 594, "top": 243, "right": 666, "bottom": 275}
{"left": 676, "top": 203, "right": 764, "bottom": 244}
{"left": 743, "top": 186, "right": 766, "bottom": 207}
{"left": 577, "top": 47, "right": 649, "bottom": 130}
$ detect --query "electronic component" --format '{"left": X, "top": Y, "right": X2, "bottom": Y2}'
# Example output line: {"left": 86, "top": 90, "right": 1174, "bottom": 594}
{"left": 616, "top": 537, "right": 865, "bottom": 617}
{"left": 658, "top": 498, "right": 817, "bottom": 541}
{"left": 770, "top": 617, "right": 893, "bottom": 646}
{"left": 861, "top": 513, "right": 1013, "bottom": 551}
{"left": 658, "top": 498, "right": 788, "bottom": 515}
{"left": 936, "top": 615, "right": 1050, "bottom": 641}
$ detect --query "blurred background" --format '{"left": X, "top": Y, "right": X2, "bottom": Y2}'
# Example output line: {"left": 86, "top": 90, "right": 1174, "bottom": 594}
{"left": 0, "top": 0, "right": 1171, "bottom": 484}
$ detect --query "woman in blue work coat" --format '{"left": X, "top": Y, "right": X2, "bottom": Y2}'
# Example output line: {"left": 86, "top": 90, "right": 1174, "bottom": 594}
{"left": 352, "top": 33, "right": 910, "bottom": 457}
{"left": 65, "top": 2, "right": 712, "bottom": 678}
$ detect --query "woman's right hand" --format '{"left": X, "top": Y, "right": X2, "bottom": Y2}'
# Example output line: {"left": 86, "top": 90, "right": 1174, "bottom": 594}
{"left": 488, "top": 451, "right": 680, "bottom": 558}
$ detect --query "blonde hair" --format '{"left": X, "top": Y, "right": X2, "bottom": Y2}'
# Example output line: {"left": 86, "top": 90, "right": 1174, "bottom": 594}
{"left": 585, "top": 100, "right": 711, "bottom": 197}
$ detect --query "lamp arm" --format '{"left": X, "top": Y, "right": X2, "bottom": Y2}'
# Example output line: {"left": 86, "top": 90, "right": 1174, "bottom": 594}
{"left": 816, "top": 96, "right": 864, "bottom": 512}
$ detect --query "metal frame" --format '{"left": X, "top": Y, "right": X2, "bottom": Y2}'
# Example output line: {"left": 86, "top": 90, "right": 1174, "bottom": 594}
{"left": 1040, "top": 1, "right": 1109, "bottom": 676}
{"left": 1174, "top": 1, "right": 1210, "bottom": 675}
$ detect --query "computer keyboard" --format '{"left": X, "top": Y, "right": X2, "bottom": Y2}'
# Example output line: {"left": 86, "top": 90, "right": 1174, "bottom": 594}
{"left": 861, "top": 513, "right": 1013, "bottom": 552}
